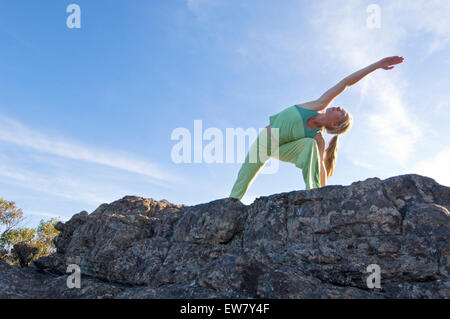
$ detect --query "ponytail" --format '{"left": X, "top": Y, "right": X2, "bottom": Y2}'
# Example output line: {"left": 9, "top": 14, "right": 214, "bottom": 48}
{"left": 323, "top": 109, "right": 353, "bottom": 178}
{"left": 324, "top": 135, "right": 339, "bottom": 178}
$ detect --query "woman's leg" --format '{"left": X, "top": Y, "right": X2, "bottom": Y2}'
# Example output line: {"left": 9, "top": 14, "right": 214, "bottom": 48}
{"left": 229, "top": 128, "right": 272, "bottom": 200}
{"left": 273, "top": 138, "right": 321, "bottom": 190}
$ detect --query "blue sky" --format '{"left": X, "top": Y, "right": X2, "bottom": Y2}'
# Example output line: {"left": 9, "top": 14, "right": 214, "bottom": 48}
{"left": 0, "top": 0, "right": 449, "bottom": 228}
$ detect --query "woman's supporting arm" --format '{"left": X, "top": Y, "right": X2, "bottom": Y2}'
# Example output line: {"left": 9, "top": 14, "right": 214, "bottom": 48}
{"left": 316, "top": 56, "right": 404, "bottom": 109}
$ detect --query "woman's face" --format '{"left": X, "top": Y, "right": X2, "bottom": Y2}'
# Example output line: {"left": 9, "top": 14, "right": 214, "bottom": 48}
{"left": 326, "top": 106, "right": 347, "bottom": 128}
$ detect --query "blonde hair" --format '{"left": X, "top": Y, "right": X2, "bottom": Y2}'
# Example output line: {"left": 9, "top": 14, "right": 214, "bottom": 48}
{"left": 324, "top": 111, "right": 353, "bottom": 178}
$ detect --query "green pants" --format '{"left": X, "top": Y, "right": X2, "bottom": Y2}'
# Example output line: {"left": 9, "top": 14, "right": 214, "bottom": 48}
{"left": 229, "top": 127, "right": 321, "bottom": 200}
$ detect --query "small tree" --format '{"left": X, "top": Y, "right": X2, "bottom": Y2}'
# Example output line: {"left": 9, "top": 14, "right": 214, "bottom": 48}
{"left": 2, "top": 227, "right": 35, "bottom": 248}
{"left": 34, "top": 218, "right": 59, "bottom": 257}
{"left": 0, "top": 198, "right": 24, "bottom": 247}
{"left": 0, "top": 198, "right": 60, "bottom": 266}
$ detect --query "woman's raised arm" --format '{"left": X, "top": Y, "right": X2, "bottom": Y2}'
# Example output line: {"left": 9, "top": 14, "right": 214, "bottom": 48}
{"left": 314, "top": 56, "right": 404, "bottom": 110}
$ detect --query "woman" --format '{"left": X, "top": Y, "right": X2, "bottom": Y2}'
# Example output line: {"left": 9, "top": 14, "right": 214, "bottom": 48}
{"left": 229, "top": 56, "right": 404, "bottom": 200}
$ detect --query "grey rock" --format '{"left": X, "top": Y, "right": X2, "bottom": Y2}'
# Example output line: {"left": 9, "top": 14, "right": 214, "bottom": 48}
{"left": 1, "top": 174, "right": 449, "bottom": 298}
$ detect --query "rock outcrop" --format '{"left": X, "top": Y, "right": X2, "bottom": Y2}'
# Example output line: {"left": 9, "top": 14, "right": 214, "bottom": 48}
{"left": 1, "top": 174, "right": 449, "bottom": 298}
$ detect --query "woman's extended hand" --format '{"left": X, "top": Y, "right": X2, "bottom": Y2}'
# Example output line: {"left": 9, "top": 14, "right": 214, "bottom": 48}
{"left": 315, "top": 56, "right": 404, "bottom": 109}
{"left": 377, "top": 56, "right": 405, "bottom": 70}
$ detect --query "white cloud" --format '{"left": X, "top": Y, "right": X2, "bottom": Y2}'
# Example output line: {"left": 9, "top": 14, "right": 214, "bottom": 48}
{"left": 24, "top": 210, "right": 70, "bottom": 221}
{"left": 235, "top": 47, "right": 249, "bottom": 57}
{"left": 427, "top": 37, "right": 450, "bottom": 55}
{"left": 348, "top": 158, "right": 376, "bottom": 170}
{"left": 386, "top": 0, "right": 450, "bottom": 54}
{"left": 0, "top": 162, "right": 113, "bottom": 205}
{"left": 0, "top": 113, "right": 182, "bottom": 186}
{"left": 365, "top": 75, "right": 422, "bottom": 166}
{"left": 186, "top": 0, "right": 220, "bottom": 20}
{"left": 410, "top": 147, "right": 450, "bottom": 186}
{"left": 306, "top": 0, "right": 424, "bottom": 167}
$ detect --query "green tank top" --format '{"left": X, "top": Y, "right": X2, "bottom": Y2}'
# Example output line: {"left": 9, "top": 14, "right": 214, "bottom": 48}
{"left": 269, "top": 104, "right": 322, "bottom": 145}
